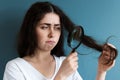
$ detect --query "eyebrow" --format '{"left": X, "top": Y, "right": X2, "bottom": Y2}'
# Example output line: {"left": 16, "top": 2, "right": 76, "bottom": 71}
{"left": 40, "top": 23, "right": 61, "bottom": 26}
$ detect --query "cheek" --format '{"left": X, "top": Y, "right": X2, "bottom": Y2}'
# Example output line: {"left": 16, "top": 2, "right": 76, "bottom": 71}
{"left": 36, "top": 28, "right": 46, "bottom": 40}
{"left": 36, "top": 36, "right": 42, "bottom": 47}
{"left": 37, "top": 35, "right": 46, "bottom": 49}
{"left": 36, "top": 31, "right": 45, "bottom": 44}
{"left": 56, "top": 33, "right": 61, "bottom": 41}
{"left": 37, "top": 34, "right": 46, "bottom": 42}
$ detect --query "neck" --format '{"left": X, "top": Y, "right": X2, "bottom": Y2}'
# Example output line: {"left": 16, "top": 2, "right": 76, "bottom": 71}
{"left": 24, "top": 48, "right": 53, "bottom": 63}
{"left": 34, "top": 49, "right": 51, "bottom": 60}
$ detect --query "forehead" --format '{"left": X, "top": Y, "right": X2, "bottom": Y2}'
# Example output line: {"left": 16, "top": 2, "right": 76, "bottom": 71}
{"left": 39, "top": 13, "right": 60, "bottom": 24}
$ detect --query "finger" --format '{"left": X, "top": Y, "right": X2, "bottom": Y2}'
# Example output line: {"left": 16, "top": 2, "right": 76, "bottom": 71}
{"left": 67, "top": 56, "right": 78, "bottom": 63}
{"left": 108, "top": 60, "right": 115, "bottom": 66}
{"left": 112, "top": 60, "right": 115, "bottom": 67}
{"left": 71, "top": 56, "right": 78, "bottom": 62}
{"left": 102, "top": 52, "right": 110, "bottom": 60}
{"left": 73, "top": 62, "right": 79, "bottom": 69}
{"left": 68, "top": 52, "right": 78, "bottom": 59}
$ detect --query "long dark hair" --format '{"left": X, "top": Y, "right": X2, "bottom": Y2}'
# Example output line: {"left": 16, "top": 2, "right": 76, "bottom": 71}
{"left": 17, "top": 1, "right": 117, "bottom": 64}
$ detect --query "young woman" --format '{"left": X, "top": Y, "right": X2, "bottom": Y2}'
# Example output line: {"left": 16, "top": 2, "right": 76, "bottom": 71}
{"left": 3, "top": 2, "right": 117, "bottom": 80}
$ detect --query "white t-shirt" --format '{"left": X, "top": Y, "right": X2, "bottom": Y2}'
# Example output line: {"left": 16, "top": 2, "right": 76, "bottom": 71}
{"left": 3, "top": 56, "right": 83, "bottom": 80}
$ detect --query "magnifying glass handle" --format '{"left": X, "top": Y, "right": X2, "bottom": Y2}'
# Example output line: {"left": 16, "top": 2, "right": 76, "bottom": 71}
{"left": 72, "top": 48, "right": 76, "bottom": 53}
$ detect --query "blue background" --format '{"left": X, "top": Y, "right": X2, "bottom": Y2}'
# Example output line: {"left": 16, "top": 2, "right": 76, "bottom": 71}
{"left": 0, "top": 0, "right": 120, "bottom": 80}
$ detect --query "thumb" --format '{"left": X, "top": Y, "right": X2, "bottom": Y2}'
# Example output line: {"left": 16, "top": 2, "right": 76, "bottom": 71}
{"left": 68, "top": 51, "right": 78, "bottom": 58}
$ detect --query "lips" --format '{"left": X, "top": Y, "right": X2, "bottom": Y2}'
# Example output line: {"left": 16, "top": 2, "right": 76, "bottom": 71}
{"left": 46, "top": 40, "right": 55, "bottom": 45}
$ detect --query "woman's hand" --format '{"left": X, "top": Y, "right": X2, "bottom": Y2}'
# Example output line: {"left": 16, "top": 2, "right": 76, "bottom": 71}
{"left": 54, "top": 52, "right": 78, "bottom": 80}
{"left": 96, "top": 43, "right": 116, "bottom": 80}
{"left": 96, "top": 61, "right": 115, "bottom": 80}
{"left": 98, "top": 43, "right": 116, "bottom": 72}
{"left": 96, "top": 54, "right": 115, "bottom": 80}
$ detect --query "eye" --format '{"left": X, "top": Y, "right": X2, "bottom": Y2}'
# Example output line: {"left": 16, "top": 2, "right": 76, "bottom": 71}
{"left": 40, "top": 25, "right": 49, "bottom": 30}
{"left": 55, "top": 26, "right": 61, "bottom": 31}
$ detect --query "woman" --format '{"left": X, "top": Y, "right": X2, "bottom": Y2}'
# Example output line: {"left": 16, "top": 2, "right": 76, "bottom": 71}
{"left": 3, "top": 2, "right": 117, "bottom": 80}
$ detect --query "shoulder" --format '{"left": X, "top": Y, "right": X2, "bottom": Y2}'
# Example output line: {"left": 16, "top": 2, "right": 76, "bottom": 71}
{"left": 5, "top": 57, "right": 24, "bottom": 71}
{"left": 3, "top": 58, "right": 27, "bottom": 80}
{"left": 6, "top": 57, "right": 22, "bottom": 66}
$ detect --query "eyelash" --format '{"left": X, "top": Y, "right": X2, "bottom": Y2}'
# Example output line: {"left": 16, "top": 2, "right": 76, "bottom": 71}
{"left": 39, "top": 25, "right": 61, "bottom": 31}
{"left": 55, "top": 27, "right": 61, "bottom": 30}
{"left": 40, "top": 26, "right": 48, "bottom": 29}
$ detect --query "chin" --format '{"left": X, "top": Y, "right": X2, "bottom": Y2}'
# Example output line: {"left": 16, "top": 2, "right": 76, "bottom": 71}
{"left": 45, "top": 47, "right": 55, "bottom": 51}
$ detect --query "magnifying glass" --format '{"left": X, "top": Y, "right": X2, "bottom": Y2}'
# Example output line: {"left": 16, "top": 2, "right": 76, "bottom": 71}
{"left": 67, "top": 26, "right": 84, "bottom": 53}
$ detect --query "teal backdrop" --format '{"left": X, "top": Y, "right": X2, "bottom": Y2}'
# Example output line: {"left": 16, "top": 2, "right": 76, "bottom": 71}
{"left": 0, "top": 0, "right": 120, "bottom": 80}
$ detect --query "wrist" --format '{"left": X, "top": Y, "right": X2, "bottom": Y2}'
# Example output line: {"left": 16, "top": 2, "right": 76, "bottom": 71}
{"left": 96, "top": 70, "right": 107, "bottom": 80}
{"left": 54, "top": 74, "right": 66, "bottom": 80}
{"left": 98, "top": 70, "right": 107, "bottom": 75}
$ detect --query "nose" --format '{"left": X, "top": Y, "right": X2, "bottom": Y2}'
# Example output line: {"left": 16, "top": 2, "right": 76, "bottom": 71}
{"left": 48, "top": 28, "right": 54, "bottom": 38}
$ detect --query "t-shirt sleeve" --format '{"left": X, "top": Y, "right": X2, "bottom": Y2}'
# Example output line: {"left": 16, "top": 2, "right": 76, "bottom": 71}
{"left": 3, "top": 60, "right": 25, "bottom": 80}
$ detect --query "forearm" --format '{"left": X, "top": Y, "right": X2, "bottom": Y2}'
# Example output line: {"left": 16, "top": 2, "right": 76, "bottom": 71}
{"left": 96, "top": 71, "right": 106, "bottom": 80}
